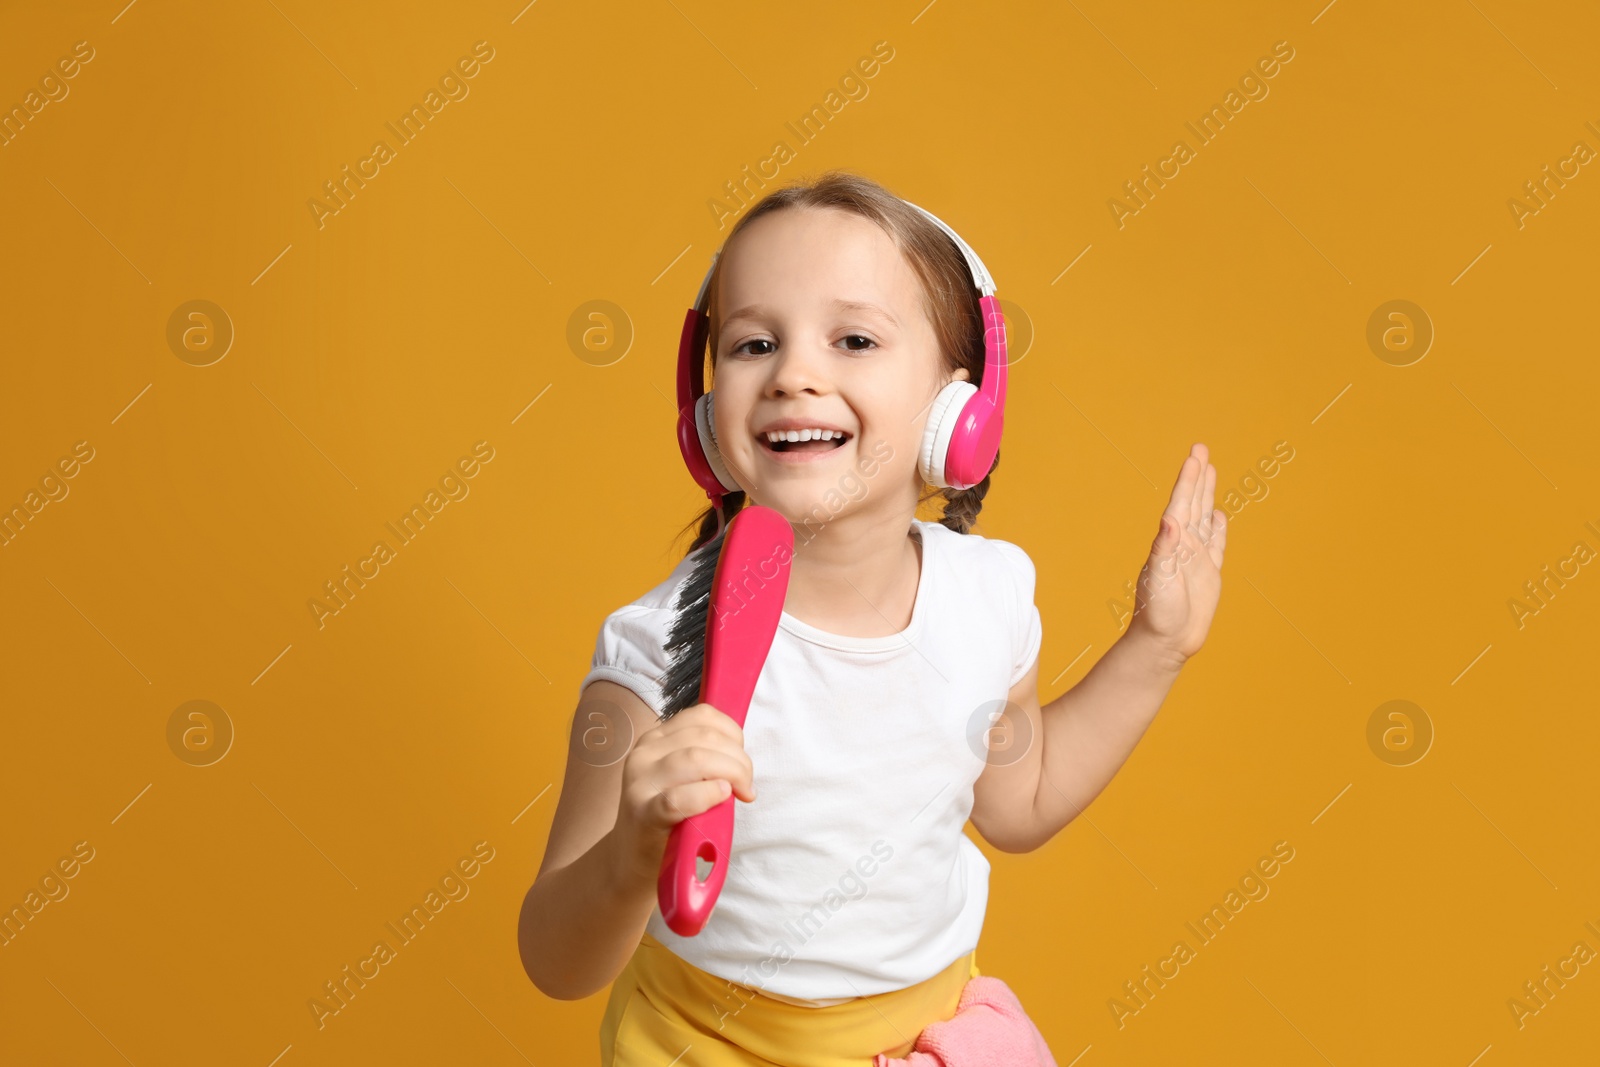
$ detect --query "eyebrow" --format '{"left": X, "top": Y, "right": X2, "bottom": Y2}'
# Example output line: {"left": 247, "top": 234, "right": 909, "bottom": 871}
{"left": 720, "top": 298, "right": 900, "bottom": 334}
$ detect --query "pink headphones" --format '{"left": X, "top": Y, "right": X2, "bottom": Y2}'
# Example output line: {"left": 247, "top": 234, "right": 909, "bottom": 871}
{"left": 674, "top": 200, "right": 1009, "bottom": 522}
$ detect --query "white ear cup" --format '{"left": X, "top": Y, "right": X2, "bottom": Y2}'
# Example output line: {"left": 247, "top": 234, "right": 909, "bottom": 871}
{"left": 918, "top": 380, "right": 978, "bottom": 489}
{"left": 695, "top": 390, "right": 742, "bottom": 493}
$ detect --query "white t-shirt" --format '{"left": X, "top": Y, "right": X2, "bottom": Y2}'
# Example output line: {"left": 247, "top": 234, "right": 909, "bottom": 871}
{"left": 578, "top": 518, "right": 1043, "bottom": 1004}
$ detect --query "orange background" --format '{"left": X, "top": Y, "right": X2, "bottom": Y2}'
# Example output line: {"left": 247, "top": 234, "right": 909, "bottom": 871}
{"left": 2, "top": 1, "right": 1597, "bottom": 1064}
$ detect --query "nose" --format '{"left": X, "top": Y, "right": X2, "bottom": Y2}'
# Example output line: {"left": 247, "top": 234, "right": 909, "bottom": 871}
{"left": 763, "top": 342, "right": 830, "bottom": 399}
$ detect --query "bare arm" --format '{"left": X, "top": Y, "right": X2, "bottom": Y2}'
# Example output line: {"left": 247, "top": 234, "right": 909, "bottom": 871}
{"left": 968, "top": 630, "right": 1180, "bottom": 854}
{"left": 518, "top": 679, "right": 757, "bottom": 1001}
{"left": 518, "top": 680, "right": 661, "bottom": 1000}
{"left": 970, "top": 445, "right": 1225, "bottom": 853}
{"left": 1027, "top": 627, "right": 1183, "bottom": 842}
{"left": 518, "top": 827, "right": 659, "bottom": 1001}
{"left": 1027, "top": 444, "right": 1225, "bottom": 845}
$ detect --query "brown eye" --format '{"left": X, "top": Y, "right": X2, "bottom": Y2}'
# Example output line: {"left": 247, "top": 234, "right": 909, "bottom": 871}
{"left": 840, "top": 335, "right": 877, "bottom": 351}
{"left": 734, "top": 339, "right": 775, "bottom": 357}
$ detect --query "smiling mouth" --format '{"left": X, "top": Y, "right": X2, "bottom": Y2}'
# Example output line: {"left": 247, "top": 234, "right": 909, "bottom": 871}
{"left": 757, "top": 432, "right": 851, "bottom": 454}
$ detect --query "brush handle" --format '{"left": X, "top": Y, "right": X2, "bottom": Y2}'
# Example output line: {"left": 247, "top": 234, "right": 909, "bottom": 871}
{"left": 658, "top": 506, "right": 793, "bottom": 937}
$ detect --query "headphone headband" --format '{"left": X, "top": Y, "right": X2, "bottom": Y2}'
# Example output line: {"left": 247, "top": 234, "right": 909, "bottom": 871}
{"left": 688, "top": 203, "right": 995, "bottom": 317}
{"left": 901, "top": 203, "right": 997, "bottom": 297}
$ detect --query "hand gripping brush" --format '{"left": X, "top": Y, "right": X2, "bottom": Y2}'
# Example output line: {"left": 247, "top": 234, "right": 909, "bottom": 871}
{"left": 655, "top": 504, "right": 793, "bottom": 937}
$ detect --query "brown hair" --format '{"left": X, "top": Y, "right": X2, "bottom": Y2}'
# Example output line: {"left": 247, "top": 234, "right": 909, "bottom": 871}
{"left": 677, "top": 169, "right": 1000, "bottom": 556}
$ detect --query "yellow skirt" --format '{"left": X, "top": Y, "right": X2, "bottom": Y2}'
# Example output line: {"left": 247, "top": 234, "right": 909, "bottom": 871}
{"left": 600, "top": 932, "right": 981, "bottom": 1066}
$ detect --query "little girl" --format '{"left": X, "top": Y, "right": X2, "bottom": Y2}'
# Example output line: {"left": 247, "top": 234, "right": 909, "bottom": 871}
{"left": 519, "top": 171, "right": 1227, "bottom": 1065}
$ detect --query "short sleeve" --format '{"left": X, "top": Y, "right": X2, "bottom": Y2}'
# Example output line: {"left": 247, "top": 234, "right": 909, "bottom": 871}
{"left": 991, "top": 541, "right": 1043, "bottom": 688}
{"left": 578, "top": 605, "right": 673, "bottom": 718}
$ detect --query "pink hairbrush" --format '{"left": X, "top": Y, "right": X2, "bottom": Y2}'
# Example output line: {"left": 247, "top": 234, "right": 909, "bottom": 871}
{"left": 655, "top": 504, "right": 793, "bottom": 937}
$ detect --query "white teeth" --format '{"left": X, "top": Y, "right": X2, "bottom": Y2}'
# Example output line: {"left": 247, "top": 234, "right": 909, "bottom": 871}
{"left": 763, "top": 428, "right": 845, "bottom": 443}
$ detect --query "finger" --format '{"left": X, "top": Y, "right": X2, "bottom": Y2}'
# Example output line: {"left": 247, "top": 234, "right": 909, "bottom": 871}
{"left": 666, "top": 721, "right": 756, "bottom": 792}
{"left": 660, "top": 721, "right": 745, "bottom": 755}
{"left": 1163, "top": 450, "right": 1200, "bottom": 532}
{"left": 1186, "top": 444, "right": 1208, "bottom": 534}
{"left": 663, "top": 746, "right": 757, "bottom": 802}
{"left": 690, "top": 702, "right": 745, "bottom": 741}
{"left": 1210, "top": 508, "right": 1227, "bottom": 568}
{"left": 663, "top": 704, "right": 743, "bottom": 746}
{"left": 1148, "top": 518, "right": 1180, "bottom": 580}
{"left": 652, "top": 778, "right": 734, "bottom": 827}
{"left": 1197, "top": 459, "right": 1216, "bottom": 543}
{"left": 665, "top": 748, "right": 752, "bottom": 796}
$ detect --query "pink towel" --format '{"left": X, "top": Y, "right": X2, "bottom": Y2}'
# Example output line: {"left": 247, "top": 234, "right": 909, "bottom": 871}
{"left": 873, "top": 975, "right": 1058, "bottom": 1067}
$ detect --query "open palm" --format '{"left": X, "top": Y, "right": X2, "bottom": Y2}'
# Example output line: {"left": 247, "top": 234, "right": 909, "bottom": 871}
{"left": 1130, "top": 443, "right": 1228, "bottom": 664}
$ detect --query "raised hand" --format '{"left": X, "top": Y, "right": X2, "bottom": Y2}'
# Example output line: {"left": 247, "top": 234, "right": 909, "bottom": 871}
{"left": 1130, "top": 443, "right": 1228, "bottom": 666}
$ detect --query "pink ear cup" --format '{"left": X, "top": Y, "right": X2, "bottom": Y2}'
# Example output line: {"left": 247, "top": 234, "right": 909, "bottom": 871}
{"left": 921, "top": 295, "right": 1008, "bottom": 490}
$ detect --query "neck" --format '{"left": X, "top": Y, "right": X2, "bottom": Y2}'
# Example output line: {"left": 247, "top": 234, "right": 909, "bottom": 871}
{"left": 776, "top": 507, "right": 922, "bottom": 637}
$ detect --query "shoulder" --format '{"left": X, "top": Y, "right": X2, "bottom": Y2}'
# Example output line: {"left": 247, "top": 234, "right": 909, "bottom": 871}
{"left": 594, "top": 541, "right": 705, "bottom": 627}
{"left": 918, "top": 519, "right": 1035, "bottom": 585}
{"left": 917, "top": 521, "right": 1042, "bottom": 685}
{"left": 583, "top": 549, "right": 702, "bottom": 714}
{"left": 986, "top": 537, "right": 1037, "bottom": 591}
{"left": 626, "top": 548, "right": 701, "bottom": 613}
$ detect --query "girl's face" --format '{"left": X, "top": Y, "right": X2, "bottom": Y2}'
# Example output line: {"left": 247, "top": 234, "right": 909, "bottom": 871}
{"left": 710, "top": 206, "right": 968, "bottom": 526}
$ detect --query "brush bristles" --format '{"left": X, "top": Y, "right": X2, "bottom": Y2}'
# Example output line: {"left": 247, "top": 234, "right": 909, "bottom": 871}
{"left": 658, "top": 528, "right": 727, "bottom": 720}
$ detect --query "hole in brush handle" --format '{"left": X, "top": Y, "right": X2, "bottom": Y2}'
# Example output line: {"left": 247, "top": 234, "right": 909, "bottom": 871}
{"left": 658, "top": 799, "right": 733, "bottom": 936}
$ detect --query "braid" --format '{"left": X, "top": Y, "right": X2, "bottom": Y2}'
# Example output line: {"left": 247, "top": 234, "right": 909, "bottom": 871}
{"left": 936, "top": 447, "right": 998, "bottom": 536}
{"left": 680, "top": 490, "right": 747, "bottom": 557}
